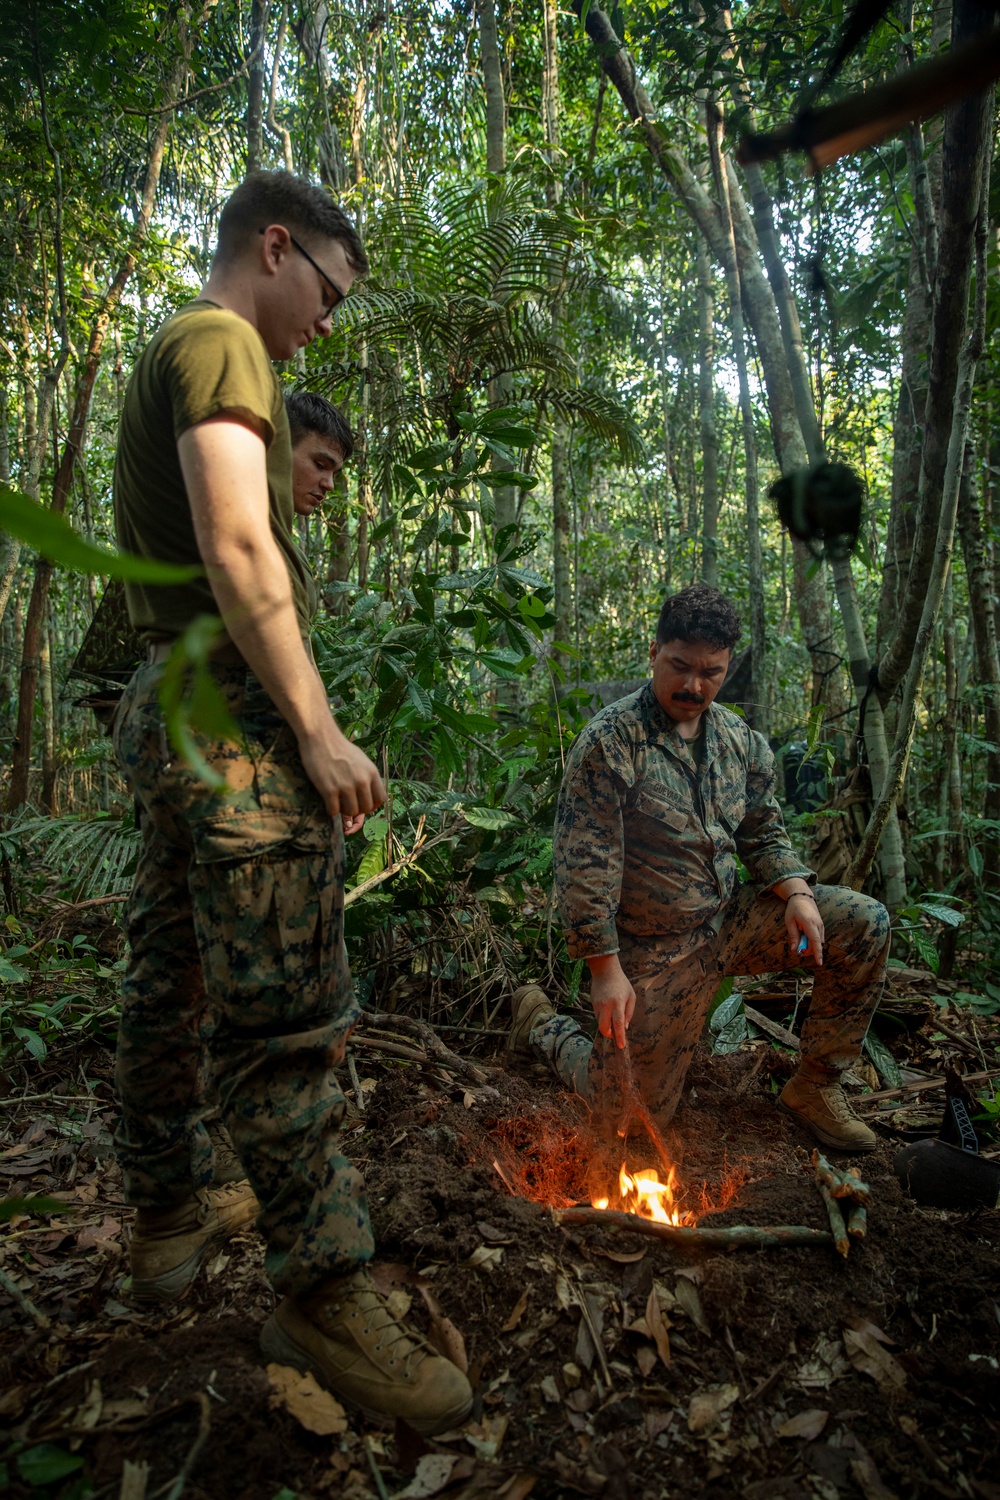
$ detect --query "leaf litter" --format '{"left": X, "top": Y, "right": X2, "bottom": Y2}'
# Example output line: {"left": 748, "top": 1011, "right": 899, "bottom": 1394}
{"left": 1, "top": 1020, "right": 999, "bottom": 1498}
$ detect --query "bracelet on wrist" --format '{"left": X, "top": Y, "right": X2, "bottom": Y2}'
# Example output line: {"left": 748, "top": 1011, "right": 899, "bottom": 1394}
{"left": 786, "top": 890, "right": 817, "bottom": 904}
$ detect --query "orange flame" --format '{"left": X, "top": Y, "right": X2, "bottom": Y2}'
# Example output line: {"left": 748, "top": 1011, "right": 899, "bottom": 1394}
{"left": 592, "top": 1160, "right": 698, "bottom": 1226}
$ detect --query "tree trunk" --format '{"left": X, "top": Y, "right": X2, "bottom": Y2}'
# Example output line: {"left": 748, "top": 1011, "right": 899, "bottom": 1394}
{"left": 478, "top": 0, "right": 506, "bottom": 173}
{"left": 707, "top": 100, "right": 765, "bottom": 734}
{"left": 6, "top": 15, "right": 196, "bottom": 812}
{"left": 246, "top": 0, "right": 268, "bottom": 171}
{"left": 847, "top": 67, "right": 992, "bottom": 889}
{"left": 39, "top": 615, "right": 57, "bottom": 814}
{"left": 876, "top": 0, "right": 993, "bottom": 699}
{"left": 265, "top": 0, "right": 295, "bottom": 171}
{"left": 959, "top": 442, "right": 1000, "bottom": 887}
{"left": 696, "top": 240, "right": 719, "bottom": 586}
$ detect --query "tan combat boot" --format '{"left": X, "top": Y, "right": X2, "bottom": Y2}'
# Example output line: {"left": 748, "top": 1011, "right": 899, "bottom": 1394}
{"left": 509, "top": 983, "right": 556, "bottom": 1052}
{"left": 780, "top": 1062, "right": 877, "bottom": 1153}
{"left": 260, "top": 1269, "right": 473, "bottom": 1435}
{"left": 129, "top": 1182, "right": 260, "bottom": 1305}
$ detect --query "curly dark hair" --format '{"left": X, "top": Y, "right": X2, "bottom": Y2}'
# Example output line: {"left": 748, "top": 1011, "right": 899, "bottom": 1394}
{"left": 215, "top": 170, "right": 369, "bottom": 274}
{"left": 655, "top": 584, "right": 742, "bottom": 651}
{"left": 285, "top": 391, "right": 354, "bottom": 462}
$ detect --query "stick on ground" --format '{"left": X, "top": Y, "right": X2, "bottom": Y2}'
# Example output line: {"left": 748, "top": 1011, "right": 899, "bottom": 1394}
{"left": 555, "top": 1207, "right": 834, "bottom": 1249}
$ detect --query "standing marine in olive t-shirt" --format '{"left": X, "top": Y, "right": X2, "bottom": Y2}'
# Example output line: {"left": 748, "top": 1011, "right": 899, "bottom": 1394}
{"left": 112, "top": 171, "right": 471, "bottom": 1435}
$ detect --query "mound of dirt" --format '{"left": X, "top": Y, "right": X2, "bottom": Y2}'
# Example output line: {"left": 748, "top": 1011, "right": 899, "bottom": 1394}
{"left": 3, "top": 1043, "right": 999, "bottom": 1499}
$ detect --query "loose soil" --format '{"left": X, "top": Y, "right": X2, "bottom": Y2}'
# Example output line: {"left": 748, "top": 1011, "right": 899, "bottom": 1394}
{"left": 2, "top": 1026, "right": 999, "bottom": 1500}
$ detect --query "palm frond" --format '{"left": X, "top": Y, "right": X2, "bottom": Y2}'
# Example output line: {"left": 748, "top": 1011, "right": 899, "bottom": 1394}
{"left": 17, "top": 811, "right": 140, "bottom": 900}
{"left": 541, "top": 387, "right": 647, "bottom": 465}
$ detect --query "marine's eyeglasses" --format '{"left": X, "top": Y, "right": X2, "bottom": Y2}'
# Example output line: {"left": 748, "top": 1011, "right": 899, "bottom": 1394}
{"left": 258, "top": 227, "right": 347, "bottom": 318}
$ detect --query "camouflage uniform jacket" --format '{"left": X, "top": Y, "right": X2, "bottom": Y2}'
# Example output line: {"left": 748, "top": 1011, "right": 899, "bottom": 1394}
{"left": 554, "top": 683, "right": 814, "bottom": 959}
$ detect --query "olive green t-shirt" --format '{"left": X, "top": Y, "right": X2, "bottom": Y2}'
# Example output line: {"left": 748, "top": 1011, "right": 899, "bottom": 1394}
{"left": 113, "top": 299, "right": 317, "bottom": 640}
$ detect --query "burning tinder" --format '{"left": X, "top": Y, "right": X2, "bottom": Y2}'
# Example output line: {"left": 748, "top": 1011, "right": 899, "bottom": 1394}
{"left": 593, "top": 1162, "right": 698, "bottom": 1226}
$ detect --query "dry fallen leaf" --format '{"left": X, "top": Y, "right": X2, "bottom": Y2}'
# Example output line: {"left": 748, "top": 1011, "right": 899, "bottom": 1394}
{"left": 385, "top": 1288, "right": 413, "bottom": 1321}
{"left": 593, "top": 1245, "right": 648, "bottom": 1264}
{"left": 501, "top": 1288, "right": 530, "bottom": 1333}
{"left": 496, "top": 1475, "right": 537, "bottom": 1500}
{"left": 467, "top": 1245, "right": 504, "bottom": 1273}
{"left": 464, "top": 1413, "right": 509, "bottom": 1460}
{"left": 634, "top": 1345, "right": 658, "bottom": 1378}
{"left": 687, "top": 1383, "right": 740, "bottom": 1434}
{"left": 463, "top": 1091, "right": 476, "bottom": 1110}
{"left": 674, "top": 1276, "right": 709, "bottom": 1336}
{"left": 267, "top": 1363, "right": 348, "bottom": 1435}
{"left": 847, "top": 1316, "right": 897, "bottom": 1347}
{"left": 0, "top": 1386, "right": 28, "bottom": 1419}
{"left": 72, "top": 1380, "right": 103, "bottom": 1431}
{"left": 797, "top": 1333, "right": 852, "bottom": 1389}
{"left": 843, "top": 1328, "right": 907, "bottom": 1391}
{"left": 476, "top": 1222, "right": 514, "bottom": 1245}
{"left": 540, "top": 1375, "right": 561, "bottom": 1405}
{"left": 394, "top": 1454, "right": 462, "bottom": 1499}
{"left": 849, "top": 1438, "right": 900, "bottom": 1500}
{"left": 776, "top": 1408, "right": 830, "bottom": 1441}
{"left": 427, "top": 1311, "right": 468, "bottom": 1373}
{"left": 645, "top": 1285, "right": 672, "bottom": 1368}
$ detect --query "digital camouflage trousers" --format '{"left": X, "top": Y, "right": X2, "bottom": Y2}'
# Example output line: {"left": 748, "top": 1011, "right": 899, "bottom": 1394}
{"left": 533, "top": 882, "right": 890, "bottom": 1132}
{"left": 112, "top": 660, "right": 373, "bottom": 1297}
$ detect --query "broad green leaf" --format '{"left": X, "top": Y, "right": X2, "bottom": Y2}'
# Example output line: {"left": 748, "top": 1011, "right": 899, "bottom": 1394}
{"left": 477, "top": 469, "right": 538, "bottom": 490}
{"left": 0, "top": 956, "right": 30, "bottom": 983}
{"left": 14, "top": 1026, "right": 47, "bottom": 1059}
{"left": 156, "top": 617, "right": 243, "bottom": 791}
{"left": 1, "top": 483, "right": 201, "bottom": 583}
{"left": 709, "top": 987, "right": 742, "bottom": 1032}
{"left": 432, "top": 700, "right": 497, "bottom": 737}
{"left": 354, "top": 836, "right": 387, "bottom": 886}
{"left": 462, "top": 805, "right": 521, "bottom": 830}
{"left": 909, "top": 929, "right": 940, "bottom": 974}
{"left": 915, "top": 902, "right": 964, "bottom": 928}
{"left": 406, "top": 679, "right": 434, "bottom": 719}
{"left": 864, "top": 1031, "right": 902, "bottom": 1088}
{"left": 477, "top": 480, "right": 496, "bottom": 527}
{"left": 0, "top": 1193, "right": 70, "bottom": 1223}
{"left": 410, "top": 512, "right": 442, "bottom": 552}
{"left": 16, "top": 1446, "right": 84, "bottom": 1485}
{"left": 712, "top": 1012, "right": 749, "bottom": 1055}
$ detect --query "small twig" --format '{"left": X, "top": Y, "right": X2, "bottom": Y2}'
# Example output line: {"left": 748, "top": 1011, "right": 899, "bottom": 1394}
{"left": 493, "top": 1158, "right": 516, "bottom": 1194}
{"left": 735, "top": 1044, "right": 772, "bottom": 1095}
{"left": 847, "top": 1203, "right": 867, "bottom": 1240}
{"left": 360, "top": 1010, "right": 488, "bottom": 1084}
{"left": 811, "top": 1150, "right": 870, "bottom": 1203}
{"left": 744, "top": 1005, "right": 800, "bottom": 1050}
{"left": 0, "top": 1265, "right": 50, "bottom": 1328}
{"left": 346, "top": 1050, "right": 366, "bottom": 1114}
{"left": 854, "top": 1065, "right": 1000, "bottom": 1111}
{"left": 573, "top": 1275, "right": 613, "bottom": 1388}
{"left": 930, "top": 1017, "right": 985, "bottom": 1061}
{"left": 364, "top": 1436, "right": 391, "bottom": 1500}
{"left": 555, "top": 1207, "right": 834, "bottom": 1248}
{"left": 351, "top": 1036, "right": 428, "bottom": 1064}
{"left": 817, "top": 1182, "right": 850, "bottom": 1258}
{"left": 344, "top": 823, "right": 454, "bottom": 907}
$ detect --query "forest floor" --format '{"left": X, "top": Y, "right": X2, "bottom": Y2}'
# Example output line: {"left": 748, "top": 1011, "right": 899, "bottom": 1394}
{"left": 2, "top": 950, "right": 1000, "bottom": 1500}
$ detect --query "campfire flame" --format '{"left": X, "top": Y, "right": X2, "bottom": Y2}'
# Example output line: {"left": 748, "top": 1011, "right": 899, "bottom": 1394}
{"left": 592, "top": 1161, "right": 698, "bottom": 1226}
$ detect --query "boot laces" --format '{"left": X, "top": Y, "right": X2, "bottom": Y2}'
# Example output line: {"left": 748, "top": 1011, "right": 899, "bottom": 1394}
{"left": 355, "top": 1289, "right": 431, "bottom": 1379}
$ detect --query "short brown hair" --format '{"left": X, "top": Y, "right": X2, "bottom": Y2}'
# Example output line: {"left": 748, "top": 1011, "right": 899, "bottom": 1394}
{"left": 215, "top": 170, "right": 369, "bottom": 274}
{"left": 656, "top": 584, "right": 741, "bottom": 651}
{"left": 286, "top": 391, "right": 354, "bottom": 462}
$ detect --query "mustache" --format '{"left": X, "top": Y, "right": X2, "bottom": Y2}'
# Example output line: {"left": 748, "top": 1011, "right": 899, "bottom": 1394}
{"left": 672, "top": 691, "right": 705, "bottom": 704}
